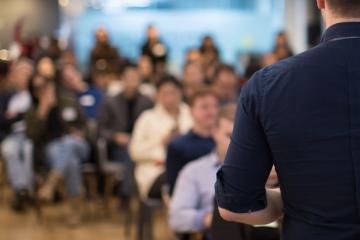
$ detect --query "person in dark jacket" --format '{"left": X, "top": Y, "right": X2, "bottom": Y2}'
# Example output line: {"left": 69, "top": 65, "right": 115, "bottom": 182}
{"left": 98, "top": 64, "right": 153, "bottom": 199}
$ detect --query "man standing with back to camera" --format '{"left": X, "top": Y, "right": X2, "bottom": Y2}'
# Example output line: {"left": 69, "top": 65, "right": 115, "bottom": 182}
{"left": 215, "top": 1, "right": 360, "bottom": 239}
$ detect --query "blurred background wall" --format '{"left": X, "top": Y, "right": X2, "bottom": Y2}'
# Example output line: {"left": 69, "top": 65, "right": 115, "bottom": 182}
{"left": 0, "top": 0, "right": 323, "bottom": 73}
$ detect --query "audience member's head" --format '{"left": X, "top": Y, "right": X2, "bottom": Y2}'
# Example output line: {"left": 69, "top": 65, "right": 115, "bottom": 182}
{"left": 29, "top": 74, "right": 55, "bottom": 105}
{"left": 36, "top": 55, "right": 56, "bottom": 79}
{"left": 188, "top": 87, "right": 219, "bottom": 131}
{"left": 146, "top": 25, "right": 159, "bottom": 42}
{"left": 213, "top": 64, "right": 238, "bottom": 104}
{"left": 121, "top": 63, "right": 141, "bottom": 97}
{"left": 186, "top": 48, "right": 203, "bottom": 65}
{"left": 156, "top": 75, "right": 183, "bottom": 112}
{"left": 60, "top": 64, "right": 86, "bottom": 92}
{"left": 59, "top": 50, "right": 77, "bottom": 68}
{"left": 212, "top": 103, "right": 236, "bottom": 161}
{"left": 95, "top": 27, "right": 109, "bottom": 44}
{"left": 9, "top": 58, "right": 34, "bottom": 91}
{"left": 183, "top": 62, "right": 205, "bottom": 87}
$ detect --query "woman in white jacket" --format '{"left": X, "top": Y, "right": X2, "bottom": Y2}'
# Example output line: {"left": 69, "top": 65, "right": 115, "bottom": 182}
{"left": 129, "top": 76, "right": 192, "bottom": 200}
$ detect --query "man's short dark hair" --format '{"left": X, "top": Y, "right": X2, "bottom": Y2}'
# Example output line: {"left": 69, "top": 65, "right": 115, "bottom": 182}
{"left": 156, "top": 74, "right": 183, "bottom": 90}
{"left": 326, "top": 0, "right": 360, "bottom": 17}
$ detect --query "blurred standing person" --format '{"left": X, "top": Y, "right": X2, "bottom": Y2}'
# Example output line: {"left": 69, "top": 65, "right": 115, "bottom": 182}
{"left": 273, "top": 32, "right": 293, "bottom": 60}
{"left": 129, "top": 76, "right": 192, "bottom": 200}
{"left": 141, "top": 25, "right": 168, "bottom": 77}
{"left": 0, "top": 59, "right": 34, "bottom": 212}
{"left": 215, "top": 1, "right": 360, "bottom": 239}
{"left": 26, "top": 74, "right": 88, "bottom": 225}
{"left": 98, "top": 63, "right": 154, "bottom": 200}
{"left": 263, "top": 32, "right": 294, "bottom": 66}
{"left": 90, "top": 27, "right": 120, "bottom": 74}
{"left": 200, "top": 35, "right": 220, "bottom": 68}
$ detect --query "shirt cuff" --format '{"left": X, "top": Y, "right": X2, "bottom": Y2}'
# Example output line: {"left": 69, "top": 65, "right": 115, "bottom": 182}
{"left": 215, "top": 169, "right": 267, "bottom": 213}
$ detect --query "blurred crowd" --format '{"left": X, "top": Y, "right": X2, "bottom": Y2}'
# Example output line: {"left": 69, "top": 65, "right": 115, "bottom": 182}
{"left": 0, "top": 24, "right": 292, "bottom": 240}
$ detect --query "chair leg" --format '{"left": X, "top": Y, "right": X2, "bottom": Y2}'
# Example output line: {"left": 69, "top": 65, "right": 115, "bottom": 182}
{"left": 147, "top": 205, "right": 154, "bottom": 240}
{"left": 85, "top": 173, "right": 98, "bottom": 200}
{"left": 104, "top": 174, "right": 115, "bottom": 214}
{"left": 123, "top": 197, "right": 132, "bottom": 239}
{"left": 137, "top": 200, "right": 147, "bottom": 240}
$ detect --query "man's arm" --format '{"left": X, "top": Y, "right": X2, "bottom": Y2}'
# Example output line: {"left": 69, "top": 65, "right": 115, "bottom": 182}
{"left": 215, "top": 69, "right": 283, "bottom": 225}
{"left": 219, "top": 188, "right": 283, "bottom": 225}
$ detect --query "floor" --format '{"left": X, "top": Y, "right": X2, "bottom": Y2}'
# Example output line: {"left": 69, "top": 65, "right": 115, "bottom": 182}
{"left": 0, "top": 188, "right": 177, "bottom": 240}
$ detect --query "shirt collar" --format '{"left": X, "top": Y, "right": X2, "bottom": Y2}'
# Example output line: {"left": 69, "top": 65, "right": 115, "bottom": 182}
{"left": 321, "top": 22, "right": 360, "bottom": 43}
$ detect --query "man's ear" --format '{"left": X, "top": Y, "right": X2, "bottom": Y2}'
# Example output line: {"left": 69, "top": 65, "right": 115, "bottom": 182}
{"left": 317, "top": 0, "right": 326, "bottom": 10}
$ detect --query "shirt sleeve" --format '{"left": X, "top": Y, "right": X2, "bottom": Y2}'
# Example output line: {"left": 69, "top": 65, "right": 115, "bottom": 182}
{"left": 215, "top": 69, "right": 274, "bottom": 213}
{"left": 169, "top": 164, "right": 210, "bottom": 233}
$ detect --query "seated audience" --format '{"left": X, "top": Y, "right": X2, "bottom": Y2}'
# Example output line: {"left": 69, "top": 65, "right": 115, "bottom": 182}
{"left": 129, "top": 76, "right": 192, "bottom": 200}
{"left": 166, "top": 87, "right": 219, "bottom": 195}
{"left": 169, "top": 103, "right": 236, "bottom": 237}
{"left": 98, "top": 63, "right": 154, "bottom": 199}
{"left": 25, "top": 74, "right": 89, "bottom": 225}
{"left": 0, "top": 58, "right": 34, "bottom": 212}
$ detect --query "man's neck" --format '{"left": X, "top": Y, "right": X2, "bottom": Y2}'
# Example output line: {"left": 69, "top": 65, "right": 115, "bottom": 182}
{"left": 325, "top": 16, "right": 360, "bottom": 29}
{"left": 192, "top": 124, "right": 212, "bottom": 138}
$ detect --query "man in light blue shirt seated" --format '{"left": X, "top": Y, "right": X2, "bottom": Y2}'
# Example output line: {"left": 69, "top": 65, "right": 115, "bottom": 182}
{"left": 169, "top": 103, "right": 236, "bottom": 236}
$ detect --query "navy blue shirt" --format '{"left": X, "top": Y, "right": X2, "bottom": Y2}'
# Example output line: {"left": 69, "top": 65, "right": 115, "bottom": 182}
{"left": 166, "top": 130, "right": 215, "bottom": 195}
{"left": 215, "top": 22, "right": 360, "bottom": 240}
